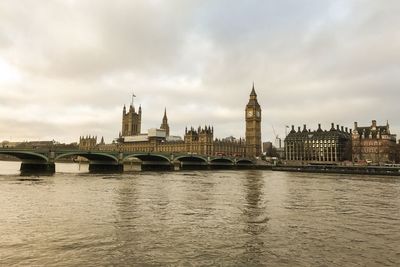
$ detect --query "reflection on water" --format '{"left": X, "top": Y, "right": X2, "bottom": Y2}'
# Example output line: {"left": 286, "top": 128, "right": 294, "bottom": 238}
{"left": 0, "top": 161, "right": 399, "bottom": 266}
{"left": 0, "top": 161, "right": 90, "bottom": 175}
{"left": 241, "top": 171, "right": 268, "bottom": 265}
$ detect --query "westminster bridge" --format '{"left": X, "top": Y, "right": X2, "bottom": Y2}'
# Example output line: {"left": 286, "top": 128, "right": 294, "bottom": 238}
{"left": 0, "top": 148, "right": 256, "bottom": 174}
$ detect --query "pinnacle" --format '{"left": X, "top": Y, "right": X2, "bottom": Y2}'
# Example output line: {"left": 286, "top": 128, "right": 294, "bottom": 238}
{"left": 250, "top": 82, "right": 257, "bottom": 97}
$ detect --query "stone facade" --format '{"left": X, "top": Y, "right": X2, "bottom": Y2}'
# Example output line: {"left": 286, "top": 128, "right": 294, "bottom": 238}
{"left": 160, "top": 108, "right": 170, "bottom": 137}
{"left": 285, "top": 123, "right": 351, "bottom": 164}
{"left": 352, "top": 120, "right": 397, "bottom": 164}
{"left": 396, "top": 141, "right": 400, "bottom": 163}
{"left": 245, "top": 84, "right": 262, "bottom": 157}
{"left": 116, "top": 126, "right": 246, "bottom": 156}
{"left": 121, "top": 104, "right": 142, "bottom": 136}
{"left": 80, "top": 86, "right": 261, "bottom": 158}
{"left": 79, "top": 136, "right": 98, "bottom": 150}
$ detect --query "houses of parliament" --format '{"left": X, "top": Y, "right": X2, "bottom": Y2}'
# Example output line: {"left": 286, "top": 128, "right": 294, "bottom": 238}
{"left": 79, "top": 85, "right": 262, "bottom": 158}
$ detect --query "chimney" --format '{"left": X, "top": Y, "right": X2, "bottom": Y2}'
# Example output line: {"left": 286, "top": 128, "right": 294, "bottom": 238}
{"left": 298, "top": 126, "right": 301, "bottom": 132}
{"left": 372, "top": 120, "right": 377, "bottom": 127}
{"left": 331, "top": 123, "right": 335, "bottom": 130}
{"left": 318, "top": 123, "right": 321, "bottom": 130}
{"left": 303, "top": 124, "right": 307, "bottom": 132}
{"left": 341, "top": 126, "right": 344, "bottom": 132}
{"left": 336, "top": 124, "right": 340, "bottom": 131}
{"left": 345, "top": 127, "right": 348, "bottom": 133}
{"left": 354, "top": 122, "right": 358, "bottom": 130}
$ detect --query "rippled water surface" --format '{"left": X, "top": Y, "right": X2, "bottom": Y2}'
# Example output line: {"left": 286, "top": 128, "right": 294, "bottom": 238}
{"left": 0, "top": 161, "right": 399, "bottom": 266}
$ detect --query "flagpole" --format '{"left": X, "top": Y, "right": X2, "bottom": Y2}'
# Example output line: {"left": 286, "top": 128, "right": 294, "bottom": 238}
{"left": 131, "top": 91, "right": 136, "bottom": 106}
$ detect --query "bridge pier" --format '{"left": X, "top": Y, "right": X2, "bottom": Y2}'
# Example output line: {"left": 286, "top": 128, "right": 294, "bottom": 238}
{"left": 173, "top": 161, "right": 181, "bottom": 171}
{"left": 20, "top": 162, "right": 55, "bottom": 175}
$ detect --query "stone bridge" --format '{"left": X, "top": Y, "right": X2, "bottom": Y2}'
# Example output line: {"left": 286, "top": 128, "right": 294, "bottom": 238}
{"left": 0, "top": 148, "right": 255, "bottom": 174}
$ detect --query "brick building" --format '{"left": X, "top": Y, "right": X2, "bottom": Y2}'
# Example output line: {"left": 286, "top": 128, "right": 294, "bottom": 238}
{"left": 352, "top": 120, "right": 397, "bottom": 164}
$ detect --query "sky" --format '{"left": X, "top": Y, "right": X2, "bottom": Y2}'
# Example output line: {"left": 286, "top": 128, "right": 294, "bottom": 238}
{"left": 0, "top": 0, "right": 399, "bottom": 144}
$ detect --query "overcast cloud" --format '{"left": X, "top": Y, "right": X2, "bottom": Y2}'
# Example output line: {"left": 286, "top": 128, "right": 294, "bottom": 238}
{"left": 0, "top": 0, "right": 399, "bottom": 144}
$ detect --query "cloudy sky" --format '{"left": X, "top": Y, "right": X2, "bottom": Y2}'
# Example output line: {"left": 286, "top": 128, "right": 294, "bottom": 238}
{"left": 0, "top": 0, "right": 399, "bottom": 144}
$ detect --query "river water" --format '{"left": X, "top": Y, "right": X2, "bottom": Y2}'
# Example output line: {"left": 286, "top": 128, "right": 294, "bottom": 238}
{"left": 0, "top": 161, "right": 399, "bottom": 266}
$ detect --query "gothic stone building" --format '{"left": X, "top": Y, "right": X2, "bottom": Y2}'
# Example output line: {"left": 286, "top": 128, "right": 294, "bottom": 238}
{"left": 285, "top": 123, "right": 351, "bottom": 164}
{"left": 80, "top": 85, "right": 262, "bottom": 158}
{"left": 79, "top": 135, "right": 104, "bottom": 150}
{"left": 352, "top": 120, "right": 397, "bottom": 164}
{"left": 245, "top": 84, "right": 262, "bottom": 157}
{"left": 121, "top": 104, "right": 142, "bottom": 136}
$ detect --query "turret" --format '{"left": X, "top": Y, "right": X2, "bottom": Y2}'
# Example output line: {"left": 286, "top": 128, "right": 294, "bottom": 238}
{"left": 121, "top": 94, "right": 142, "bottom": 137}
{"left": 250, "top": 82, "right": 257, "bottom": 100}
{"left": 160, "top": 107, "right": 170, "bottom": 136}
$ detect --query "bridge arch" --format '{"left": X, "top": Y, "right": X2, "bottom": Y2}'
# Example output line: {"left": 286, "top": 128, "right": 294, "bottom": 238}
{"left": 210, "top": 157, "right": 235, "bottom": 165}
{"left": 236, "top": 159, "right": 254, "bottom": 165}
{"left": 55, "top": 152, "right": 119, "bottom": 163}
{"left": 0, "top": 151, "right": 48, "bottom": 162}
{"left": 123, "top": 153, "right": 171, "bottom": 163}
{"left": 175, "top": 155, "right": 208, "bottom": 163}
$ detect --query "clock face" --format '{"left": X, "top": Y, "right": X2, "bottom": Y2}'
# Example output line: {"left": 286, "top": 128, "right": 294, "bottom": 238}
{"left": 256, "top": 111, "right": 260, "bottom": 117}
{"left": 247, "top": 110, "right": 253, "bottom": 117}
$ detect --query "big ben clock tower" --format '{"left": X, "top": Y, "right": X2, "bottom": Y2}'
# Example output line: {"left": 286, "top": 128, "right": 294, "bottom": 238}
{"left": 245, "top": 83, "right": 262, "bottom": 157}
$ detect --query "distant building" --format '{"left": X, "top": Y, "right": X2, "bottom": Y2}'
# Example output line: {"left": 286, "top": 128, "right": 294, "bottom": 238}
{"left": 1, "top": 141, "right": 21, "bottom": 148}
{"left": 284, "top": 123, "right": 351, "bottom": 164}
{"left": 166, "top": 135, "right": 183, "bottom": 142}
{"left": 396, "top": 141, "right": 400, "bottom": 163}
{"left": 352, "top": 120, "right": 397, "bottom": 164}
{"left": 122, "top": 128, "right": 167, "bottom": 143}
{"left": 263, "top": 142, "right": 273, "bottom": 156}
{"left": 15, "top": 141, "right": 56, "bottom": 149}
{"left": 1, "top": 140, "right": 77, "bottom": 150}
{"left": 222, "top": 136, "right": 237, "bottom": 142}
{"left": 79, "top": 136, "right": 98, "bottom": 150}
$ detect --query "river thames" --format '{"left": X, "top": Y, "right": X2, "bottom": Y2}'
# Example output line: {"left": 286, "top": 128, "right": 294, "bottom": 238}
{"left": 0, "top": 161, "right": 399, "bottom": 266}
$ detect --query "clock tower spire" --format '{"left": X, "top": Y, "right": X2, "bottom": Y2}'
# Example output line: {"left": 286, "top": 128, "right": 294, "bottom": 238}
{"left": 245, "top": 83, "right": 262, "bottom": 158}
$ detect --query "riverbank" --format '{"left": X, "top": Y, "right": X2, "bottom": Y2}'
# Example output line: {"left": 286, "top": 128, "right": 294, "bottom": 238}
{"left": 272, "top": 165, "right": 400, "bottom": 176}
